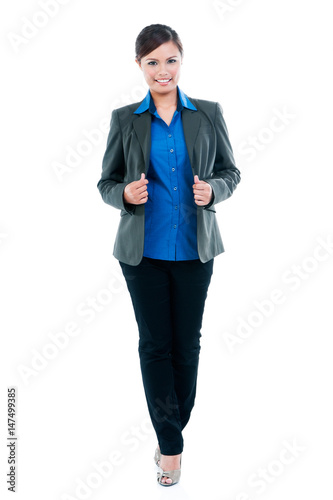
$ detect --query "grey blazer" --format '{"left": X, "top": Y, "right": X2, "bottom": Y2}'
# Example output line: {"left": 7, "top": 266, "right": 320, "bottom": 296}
{"left": 97, "top": 96, "right": 241, "bottom": 265}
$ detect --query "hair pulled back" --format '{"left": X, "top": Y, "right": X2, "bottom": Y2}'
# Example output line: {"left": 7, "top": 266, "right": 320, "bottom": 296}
{"left": 135, "top": 24, "right": 184, "bottom": 62}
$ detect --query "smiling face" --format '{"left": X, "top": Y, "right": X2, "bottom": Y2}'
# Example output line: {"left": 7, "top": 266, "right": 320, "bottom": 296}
{"left": 136, "top": 41, "right": 182, "bottom": 97}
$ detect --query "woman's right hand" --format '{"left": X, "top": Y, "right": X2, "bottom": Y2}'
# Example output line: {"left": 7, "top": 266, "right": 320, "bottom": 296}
{"left": 123, "top": 173, "right": 149, "bottom": 205}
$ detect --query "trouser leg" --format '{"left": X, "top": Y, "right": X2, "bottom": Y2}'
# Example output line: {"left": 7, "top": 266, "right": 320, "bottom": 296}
{"left": 118, "top": 257, "right": 183, "bottom": 455}
{"left": 169, "top": 258, "right": 214, "bottom": 430}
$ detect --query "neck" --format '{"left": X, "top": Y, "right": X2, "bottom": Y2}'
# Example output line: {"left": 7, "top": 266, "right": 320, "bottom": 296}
{"left": 150, "top": 87, "right": 178, "bottom": 108}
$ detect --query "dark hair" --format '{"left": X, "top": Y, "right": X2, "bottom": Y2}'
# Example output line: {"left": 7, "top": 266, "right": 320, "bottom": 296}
{"left": 135, "top": 24, "right": 184, "bottom": 62}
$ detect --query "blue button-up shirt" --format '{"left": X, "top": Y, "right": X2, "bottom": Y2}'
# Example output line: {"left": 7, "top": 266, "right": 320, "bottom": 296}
{"left": 133, "top": 87, "right": 200, "bottom": 261}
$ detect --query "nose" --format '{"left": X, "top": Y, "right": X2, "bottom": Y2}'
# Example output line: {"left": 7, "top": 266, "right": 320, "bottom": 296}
{"left": 157, "top": 63, "right": 169, "bottom": 77}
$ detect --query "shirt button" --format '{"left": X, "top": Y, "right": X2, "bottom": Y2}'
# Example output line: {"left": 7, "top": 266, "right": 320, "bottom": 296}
{"left": 170, "top": 149, "right": 174, "bottom": 153}
{"left": 174, "top": 186, "right": 177, "bottom": 190}
{"left": 172, "top": 168, "right": 175, "bottom": 171}
{"left": 174, "top": 225, "right": 177, "bottom": 229}
{"left": 168, "top": 134, "right": 172, "bottom": 138}
{"left": 175, "top": 206, "right": 178, "bottom": 209}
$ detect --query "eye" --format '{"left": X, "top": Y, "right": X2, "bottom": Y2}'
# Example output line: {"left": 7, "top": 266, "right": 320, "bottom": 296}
{"left": 148, "top": 61, "right": 157, "bottom": 65}
{"left": 168, "top": 59, "right": 177, "bottom": 63}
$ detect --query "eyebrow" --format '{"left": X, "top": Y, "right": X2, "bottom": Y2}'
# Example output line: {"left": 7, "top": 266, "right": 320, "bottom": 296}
{"left": 145, "top": 55, "right": 178, "bottom": 61}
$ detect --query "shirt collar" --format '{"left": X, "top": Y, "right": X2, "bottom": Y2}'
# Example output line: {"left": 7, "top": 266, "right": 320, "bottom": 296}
{"left": 133, "top": 86, "right": 197, "bottom": 114}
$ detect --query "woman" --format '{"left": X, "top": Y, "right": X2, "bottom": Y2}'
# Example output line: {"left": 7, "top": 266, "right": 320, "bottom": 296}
{"left": 97, "top": 24, "right": 241, "bottom": 486}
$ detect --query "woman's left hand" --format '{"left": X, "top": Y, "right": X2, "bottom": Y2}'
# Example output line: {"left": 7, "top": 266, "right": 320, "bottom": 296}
{"left": 192, "top": 175, "right": 213, "bottom": 206}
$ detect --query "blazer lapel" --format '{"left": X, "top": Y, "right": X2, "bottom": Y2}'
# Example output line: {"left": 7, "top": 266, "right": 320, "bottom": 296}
{"left": 133, "top": 107, "right": 201, "bottom": 175}
{"left": 133, "top": 112, "right": 152, "bottom": 174}
{"left": 182, "top": 108, "right": 201, "bottom": 172}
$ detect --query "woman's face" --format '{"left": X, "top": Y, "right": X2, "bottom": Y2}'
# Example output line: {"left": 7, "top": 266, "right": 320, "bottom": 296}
{"left": 136, "top": 41, "right": 182, "bottom": 96}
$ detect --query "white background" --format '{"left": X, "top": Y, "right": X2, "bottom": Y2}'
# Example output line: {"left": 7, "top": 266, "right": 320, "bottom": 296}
{"left": 1, "top": 0, "right": 332, "bottom": 498}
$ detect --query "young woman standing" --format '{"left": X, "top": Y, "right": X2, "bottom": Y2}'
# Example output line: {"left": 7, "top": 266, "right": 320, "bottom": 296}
{"left": 97, "top": 24, "right": 241, "bottom": 486}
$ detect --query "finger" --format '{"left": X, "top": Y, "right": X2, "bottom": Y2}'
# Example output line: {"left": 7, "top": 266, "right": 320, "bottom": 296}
{"left": 194, "top": 195, "right": 206, "bottom": 202}
{"left": 193, "top": 187, "right": 206, "bottom": 196}
{"left": 139, "top": 172, "right": 148, "bottom": 185}
{"left": 137, "top": 185, "right": 148, "bottom": 195}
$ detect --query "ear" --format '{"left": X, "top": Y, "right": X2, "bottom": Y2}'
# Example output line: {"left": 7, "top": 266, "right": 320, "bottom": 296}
{"left": 135, "top": 59, "right": 142, "bottom": 70}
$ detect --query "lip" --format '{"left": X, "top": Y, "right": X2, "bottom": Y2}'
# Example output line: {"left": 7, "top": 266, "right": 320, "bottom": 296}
{"left": 155, "top": 78, "right": 172, "bottom": 86}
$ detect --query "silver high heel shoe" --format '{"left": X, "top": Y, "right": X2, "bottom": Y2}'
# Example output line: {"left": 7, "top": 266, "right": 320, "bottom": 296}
{"left": 156, "top": 453, "right": 182, "bottom": 487}
{"left": 154, "top": 446, "right": 161, "bottom": 466}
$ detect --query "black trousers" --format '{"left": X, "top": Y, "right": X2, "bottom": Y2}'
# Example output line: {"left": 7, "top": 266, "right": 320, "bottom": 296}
{"left": 118, "top": 256, "right": 214, "bottom": 456}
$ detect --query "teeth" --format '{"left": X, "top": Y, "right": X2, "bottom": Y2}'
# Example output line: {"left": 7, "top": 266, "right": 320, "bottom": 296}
{"left": 157, "top": 79, "right": 171, "bottom": 82}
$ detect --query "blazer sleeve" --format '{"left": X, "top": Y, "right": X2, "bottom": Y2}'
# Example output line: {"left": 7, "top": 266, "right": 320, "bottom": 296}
{"left": 97, "top": 109, "right": 135, "bottom": 214}
{"left": 204, "top": 102, "right": 241, "bottom": 206}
